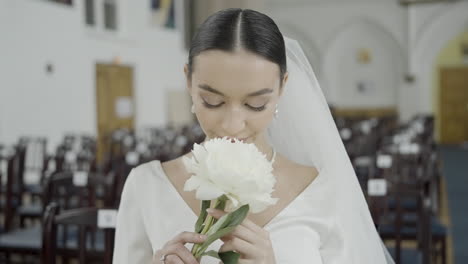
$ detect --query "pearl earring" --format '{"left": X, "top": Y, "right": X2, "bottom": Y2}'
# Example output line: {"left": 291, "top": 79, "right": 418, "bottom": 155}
{"left": 191, "top": 105, "right": 195, "bottom": 114}
{"left": 274, "top": 104, "right": 279, "bottom": 118}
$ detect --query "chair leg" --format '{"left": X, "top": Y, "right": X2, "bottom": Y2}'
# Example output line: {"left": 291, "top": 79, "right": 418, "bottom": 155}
{"left": 20, "top": 216, "right": 25, "bottom": 228}
{"left": 441, "top": 238, "right": 447, "bottom": 264}
{"left": 5, "top": 252, "right": 11, "bottom": 264}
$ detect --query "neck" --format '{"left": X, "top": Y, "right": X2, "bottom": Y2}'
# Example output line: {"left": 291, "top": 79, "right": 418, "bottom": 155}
{"left": 252, "top": 134, "right": 275, "bottom": 162}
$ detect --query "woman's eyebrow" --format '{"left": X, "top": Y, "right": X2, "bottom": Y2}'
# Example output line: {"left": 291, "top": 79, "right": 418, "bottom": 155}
{"left": 198, "top": 84, "right": 273, "bottom": 97}
{"left": 198, "top": 84, "right": 224, "bottom": 96}
{"left": 247, "top": 88, "right": 273, "bottom": 97}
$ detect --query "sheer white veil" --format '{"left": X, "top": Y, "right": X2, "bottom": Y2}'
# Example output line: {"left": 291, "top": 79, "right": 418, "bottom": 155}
{"left": 267, "top": 37, "right": 394, "bottom": 263}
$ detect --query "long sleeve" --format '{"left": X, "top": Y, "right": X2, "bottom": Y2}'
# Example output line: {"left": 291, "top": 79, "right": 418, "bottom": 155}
{"left": 113, "top": 169, "right": 154, "bottom": 264}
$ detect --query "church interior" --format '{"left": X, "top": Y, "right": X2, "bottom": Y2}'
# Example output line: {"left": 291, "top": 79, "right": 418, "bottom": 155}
{"left": 1, "top": 0, "right": 467, "bottom": 263}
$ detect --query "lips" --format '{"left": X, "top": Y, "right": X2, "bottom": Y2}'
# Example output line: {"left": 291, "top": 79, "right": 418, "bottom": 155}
{"left": 219, "top": 136, "right": 249, "bottom": 143}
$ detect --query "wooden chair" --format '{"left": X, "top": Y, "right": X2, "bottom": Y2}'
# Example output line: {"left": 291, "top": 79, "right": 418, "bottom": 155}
{"left": 383, "top": 180, "right": 432, "bottom": 264}
{"left": 41, "top": 202, "right": 115, "bottom": 264}
{"left": 376, "top": 153, "right": 446, "bottom": 264}
{"left": 0, "top": 149, "right": 42, "bottom": 263}
{"left": 0, "top": 169, "right": 115, "bottom": 262}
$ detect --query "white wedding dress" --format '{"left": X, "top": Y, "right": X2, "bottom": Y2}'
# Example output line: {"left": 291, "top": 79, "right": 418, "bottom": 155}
{"left": 113, "top": 160, "right": 384, "bottom": 264}
{"left": 113, "top": 37, "right": 393, "bottom": 264}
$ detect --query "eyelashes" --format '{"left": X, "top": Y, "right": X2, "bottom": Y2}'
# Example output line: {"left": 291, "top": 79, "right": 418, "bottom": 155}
{"left": 246, "top": 105, "right": 266, "bottom": 112}
{"left": 202, "top": 101, "right": 224, "bottom": 109}
{"left": 201, "top": 100, "right": 266, "bottom": 112}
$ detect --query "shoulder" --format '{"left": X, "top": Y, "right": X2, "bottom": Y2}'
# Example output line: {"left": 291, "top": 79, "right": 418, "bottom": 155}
{"left": 160, "top": 155, "right": 193, "bottom": 185}
{"left": 124, "top": 159, "right": 166, "bottom": 189}
{"left": 275, "top": 153, "right": 319, "bottom": 182}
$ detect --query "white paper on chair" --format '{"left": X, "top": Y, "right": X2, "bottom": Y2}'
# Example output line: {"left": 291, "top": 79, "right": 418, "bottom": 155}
{"left": 115, "top": 97, "right": 134, "bottom": 119}
{"left": 354, "top": 156, "right": 372, "bottom": 167}
{"left": 376, "top": 155, "right": 392, "bottom": 169}
{"left": 340, "top": 128, "right": 352, "bottom": 140}
{"left": 47, "top": 159, "right": 57, "bottom": 172}
{"left": 0, "top": 159, "right": 6, "bottom": 175}
{"left": 65, "top": 151, "right": 77, "bottom": 163}
{"left": 368, "top": 179, "right": 387, "bottom": 196}
{"left": 410, "top": 143, "right": 420, "bottom": 154}
{"left": 24, "top": 170, "right": 41, "bottom": 185}
{"left": 126, "top": 152, "right": 139, "bottom": 165}
{"left": 73, "top": 171, "right": 88, "bottom": 186}
{"left": 0, "top": 160, "right": 7, "bottom": 184}
{"left": 98, "top": 209, "right": 118, "bottom": 229}
{"left": 136, "top": 143, "right": 148, "bottom": 154}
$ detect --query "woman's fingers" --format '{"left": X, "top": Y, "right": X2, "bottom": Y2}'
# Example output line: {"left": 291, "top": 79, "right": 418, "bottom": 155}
{"left": 207, "top": 209, "right": 268, "bottom": 238}
{"left": 163, "top": 254, "right": 184, "bottom": 264}
{"left": 163, "top": 243, "right": 199, "bottom": 264}
{"left": 156, "top": 231, "right": 206, "bottom": 264}
{"left": 168, "top": 231, "right": 207, "bottom": 246}
{"left": 219, "top": 236, "right": 257, "bottom": 258}
{"left": 220, "top": 224, "right": 255, "bottom": 244}
{"left": 153, "top": 250, "right": 185, "bottom": 264}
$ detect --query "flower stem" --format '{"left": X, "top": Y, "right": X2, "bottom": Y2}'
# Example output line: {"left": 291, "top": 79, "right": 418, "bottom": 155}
{"left": 191, "top": 196, "right": 228, "bottom": 257}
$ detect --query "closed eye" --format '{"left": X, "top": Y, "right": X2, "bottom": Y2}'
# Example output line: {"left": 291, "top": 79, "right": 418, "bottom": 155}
{"left": 246, "top": 104, "right": 266, "bottom": 112}
{"left": 202, "top": 99, "right": 224, "bottom": 108}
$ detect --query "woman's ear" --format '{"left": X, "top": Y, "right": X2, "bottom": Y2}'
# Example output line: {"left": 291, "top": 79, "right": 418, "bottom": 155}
{"left": 279, "top": 71, "right": 289, "bottom": 97}
{"left": 184, "top": 64, "right": 192, "bottom": 92}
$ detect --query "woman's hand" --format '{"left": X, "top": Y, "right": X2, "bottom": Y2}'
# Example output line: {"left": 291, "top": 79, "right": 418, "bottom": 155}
{"left": 153, "top": 231, "right": 207, "bottom": 264}
{"left": 207, "top": 208, "right": 277, "bottom": 264}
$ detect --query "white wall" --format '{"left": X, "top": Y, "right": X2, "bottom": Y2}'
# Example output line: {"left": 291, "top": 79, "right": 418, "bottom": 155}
{"left": 409, "top": 1, "right": 468, "bottom": 114}
{"left": 0, "top": 0, "right": 188, "bottom": 151}
{"left": 263, "top": 1, "right": 408, "bottom": 117}
{"left": 264, "top": 0, "right": 468, "bottom": 121}
{"left": 2, "top": 0, "right": 468, "bottom": 150}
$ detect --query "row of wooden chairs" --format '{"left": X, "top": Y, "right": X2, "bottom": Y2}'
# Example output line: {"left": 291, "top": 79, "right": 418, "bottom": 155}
{"left": 0, "top": 134, "right": 117, "bottom": 263}
{"left": 0, "top": 124, "right": 205, "bottom": 263}
{"left": 338, "top": 115, "right": 446, "bottom": 264}
{"left": 1, "top": 160, "right": 116, "bottom": 263}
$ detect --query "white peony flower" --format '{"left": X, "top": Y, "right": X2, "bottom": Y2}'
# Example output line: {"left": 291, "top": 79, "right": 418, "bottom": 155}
{"left": 183, "top": 137, "right": 278, "bottom": 213}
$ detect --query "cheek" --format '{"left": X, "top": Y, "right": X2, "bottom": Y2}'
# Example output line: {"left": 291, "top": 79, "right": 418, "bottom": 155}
{"left": 249, "top": 111, "right": 275, "bottom": 132}
{"left": 194, "top": 108, "right": 220, "bottom": 135}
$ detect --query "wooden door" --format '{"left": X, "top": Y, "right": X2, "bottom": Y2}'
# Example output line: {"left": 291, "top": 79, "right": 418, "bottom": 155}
{"left": 96, "top": 64, "right": 134, "bottom": 163}
{"left": 439, "top": 67, "right": 468, "bottom": 144}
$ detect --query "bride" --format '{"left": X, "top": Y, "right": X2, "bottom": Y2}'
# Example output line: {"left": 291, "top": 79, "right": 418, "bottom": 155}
{"left": 113, "top": 8, "right": 394, "bottom": 264}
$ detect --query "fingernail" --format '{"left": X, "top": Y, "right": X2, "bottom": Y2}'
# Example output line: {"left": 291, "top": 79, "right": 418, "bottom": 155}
{"left": 199, "top": 234, "right": 207, "bottom": 239}
{"left": 206, "top": 208, "right": 214, "bottom": 213}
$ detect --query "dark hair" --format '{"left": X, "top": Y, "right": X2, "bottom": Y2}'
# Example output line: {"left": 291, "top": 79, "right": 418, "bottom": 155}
{"left": 187, "top": 8, "right": 287, "bottom": 81}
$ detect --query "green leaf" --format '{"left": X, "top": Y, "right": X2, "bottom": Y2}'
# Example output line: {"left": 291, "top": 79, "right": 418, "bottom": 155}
{"left": 206, "top": 212, "right": 231, "bottom": 237}
{"left": 201, "top": 250, "right": 220, "bottom": 259}
{"left": 219, "top": 251, "right": 240, "bottom": 264}
{"left": 195, "top": 200, "right": 211, "bottom": 233}
{"left": 225, "top": 204, "right": 249, "bottom": 228}
{"left": 195, "top": 226, "right": 236, "bottom": 258}
{"left": 206, "top": 204, "right": 250, "bottom": 237}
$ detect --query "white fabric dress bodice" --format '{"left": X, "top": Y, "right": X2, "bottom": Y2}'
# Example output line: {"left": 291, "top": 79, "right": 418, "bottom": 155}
{"left": 113, "top": 160, "right": 348, "bottom": 264}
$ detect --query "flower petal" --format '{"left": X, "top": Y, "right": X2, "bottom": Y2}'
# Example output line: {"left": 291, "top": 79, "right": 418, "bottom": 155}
{"left": 195, "top": 181, "right": 225, "bottom": 200}
{"left": 184, "top": 176, "right": 203, "bottom": 191}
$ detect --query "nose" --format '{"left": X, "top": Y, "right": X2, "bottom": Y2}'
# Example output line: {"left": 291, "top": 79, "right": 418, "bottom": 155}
{"left": 221, "top": 107, "right": 246, "bottom": 136}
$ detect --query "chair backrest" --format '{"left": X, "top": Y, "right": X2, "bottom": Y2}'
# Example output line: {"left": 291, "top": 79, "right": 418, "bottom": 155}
{"left": 43, "top": 170, "right": 116, "bottom": 210}
{"left": 41, "top": 203, "right": 115, "bottom": 264}
{"left": 389, "top": 180, "right": 431, "bottom": 264}
{"left": 3, "top": 149, "right": 25, "bottom": 231}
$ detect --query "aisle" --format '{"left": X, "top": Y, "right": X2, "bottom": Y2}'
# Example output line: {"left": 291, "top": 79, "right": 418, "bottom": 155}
{"left": 439, "top": 145, "right": 468, "bottom": 264}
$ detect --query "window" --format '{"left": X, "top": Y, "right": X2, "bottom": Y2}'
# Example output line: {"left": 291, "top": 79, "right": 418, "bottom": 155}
{"left": 150, "top": 0, "right": 175, "bottom": 29}
{"left": 49, "top": 0, "right": 73, "bottom": 5}
{"left": 85, "top": 0, "right": 95, "bottom": 26}
{"left": 84, "top": 0, "right": 118, "bottom": 32}
{"left": 104, "top": 0, "right": 117, "bottom": 30}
